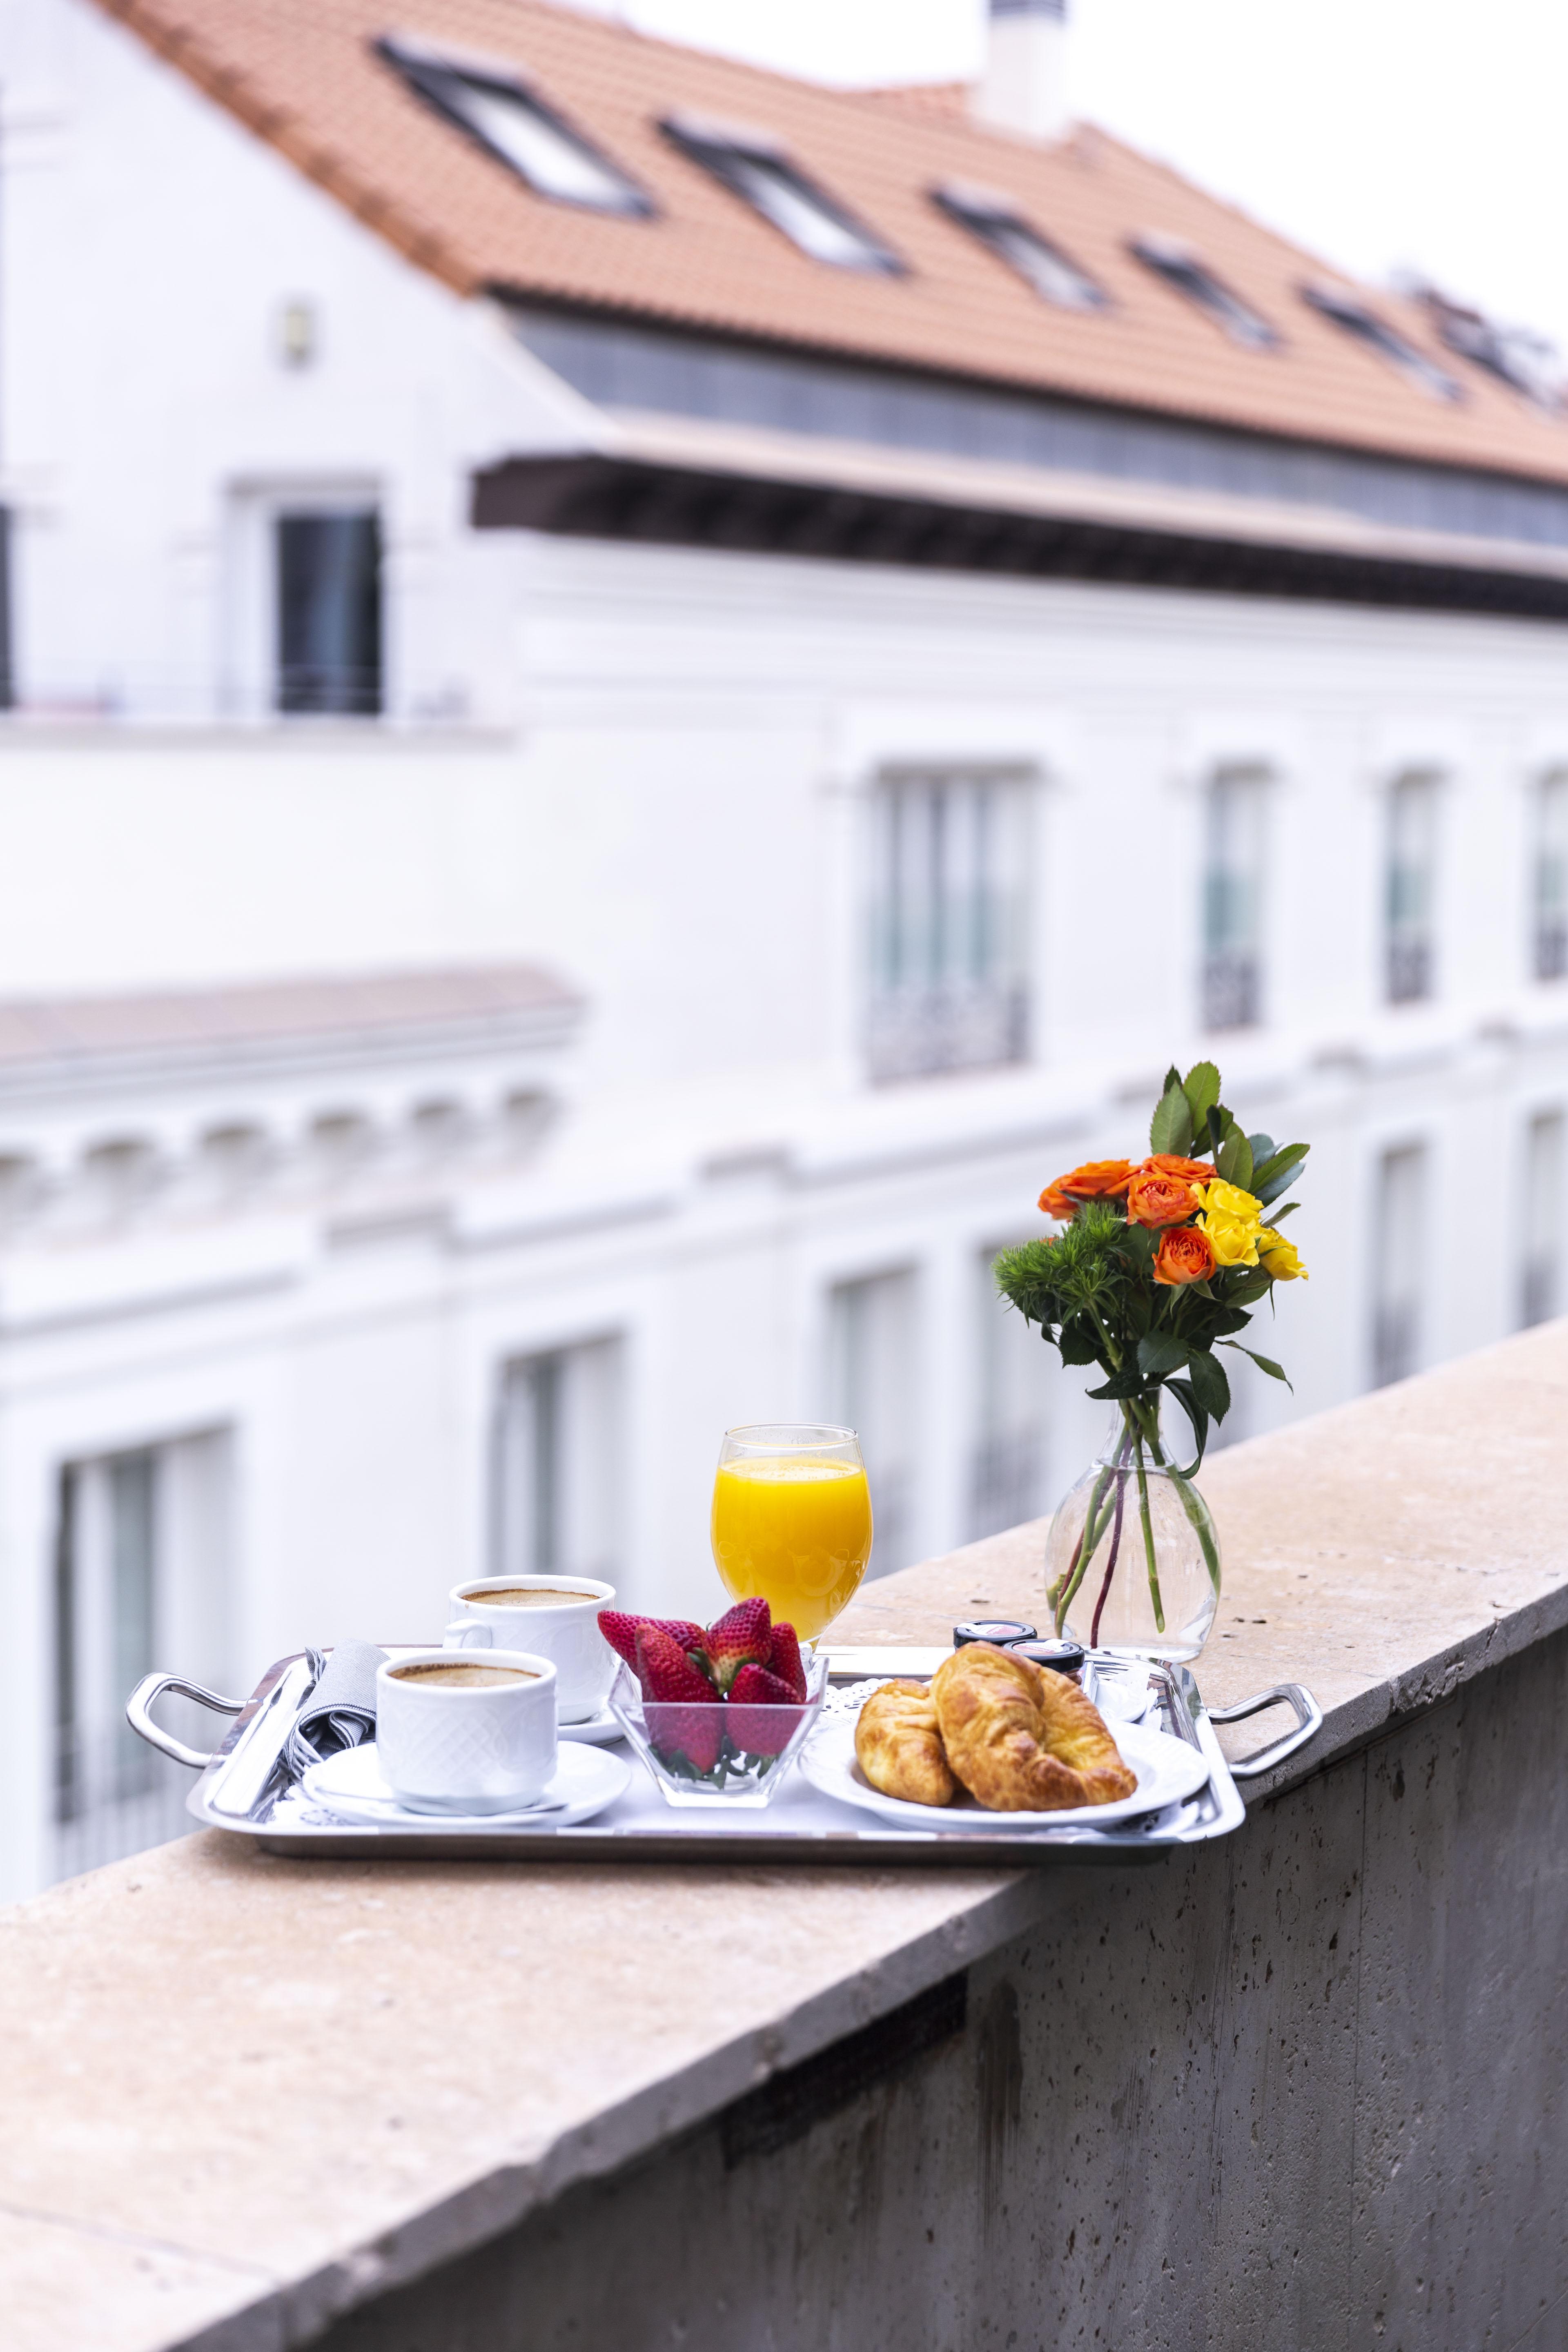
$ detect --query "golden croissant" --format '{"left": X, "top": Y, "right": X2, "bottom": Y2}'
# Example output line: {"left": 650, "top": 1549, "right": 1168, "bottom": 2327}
{"left": 854, "top": 1678, "right": 956, "bottom": 1807}
{"left": 930, "top": 1643, "right": 1137, "bottom": 1812}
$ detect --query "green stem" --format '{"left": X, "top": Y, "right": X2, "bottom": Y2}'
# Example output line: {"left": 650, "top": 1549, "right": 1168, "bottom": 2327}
{"left": 1054, "top": 1432, "right": 1130, "bottom": 1634}
{"left": 1131, "top": 1432, "right": 1165, "bottom": 1635}
{"left": 1147, "top": 1424, "right": 1221, "bottom": 1593}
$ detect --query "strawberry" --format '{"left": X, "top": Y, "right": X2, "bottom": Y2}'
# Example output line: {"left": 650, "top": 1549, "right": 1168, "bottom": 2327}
{"left": 598, "top": 1610, "right": 705, "bottom": 1672}
{"left": 767, "top": 1621, "right": 808, "bottom": 1704}
{"left": 635, "top": 1625, "right": 722, "bottom": 1773}
{"left": 702, "top": 1596, "right": 773, "bottom": 1694}
{"left": 726, "top": 1662, "right": 801, "bottom": 1758}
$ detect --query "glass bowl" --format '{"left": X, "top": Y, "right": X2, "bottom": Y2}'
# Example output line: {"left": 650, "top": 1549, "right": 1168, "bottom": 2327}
{"left": 608, "top": 1652, "right": 828, "bottom": 1808}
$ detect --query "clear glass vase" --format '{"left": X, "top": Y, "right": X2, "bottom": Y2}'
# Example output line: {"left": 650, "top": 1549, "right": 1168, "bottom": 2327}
{"left": 1044, "top": 1402, "right": 1221, "bottom": 1664}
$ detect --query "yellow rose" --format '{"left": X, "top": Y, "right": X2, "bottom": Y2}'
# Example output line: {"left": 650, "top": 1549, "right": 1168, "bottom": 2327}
{"left": 1258, "top": 1227, "right": 1308, "bottom": 1281}
{"left": 1200, "top": 1210, "right": 1261, "bottom": 1267}
{"left": 1192, "top": 1180, "right": 1264, "bottom": 1225}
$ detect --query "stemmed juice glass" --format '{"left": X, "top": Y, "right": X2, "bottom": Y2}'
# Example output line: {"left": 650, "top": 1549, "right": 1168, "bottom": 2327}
{"left": 710, "top": 1424, "right": 873, "bottom": 1644}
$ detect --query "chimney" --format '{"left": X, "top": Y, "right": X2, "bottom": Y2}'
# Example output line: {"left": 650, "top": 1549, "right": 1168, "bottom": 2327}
{"left": 975, "top": 0, "right": 1071, "bottom": 145}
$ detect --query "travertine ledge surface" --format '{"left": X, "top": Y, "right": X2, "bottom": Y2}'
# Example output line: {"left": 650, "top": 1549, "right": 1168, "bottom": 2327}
{"left": 3, "top": 1324, "right": 1565, "bottom": 2352}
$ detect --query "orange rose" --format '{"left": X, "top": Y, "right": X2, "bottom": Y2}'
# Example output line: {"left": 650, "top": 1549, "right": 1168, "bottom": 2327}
{"left": 1140, "top": 1154, "right": 1216, "bottom": 1185}
{"left": 1126, "top": 1168, "right": 1202, "bottom": 1228}
{"left": 1055, "top": 1159, "right": 1135, "bottom": 1201}
{"left": 1038, "top": 1183, "right": 1077, "bottom": 1220}
{"left": 1153, "top": 1225, "right": 1217, "bottom": 1286}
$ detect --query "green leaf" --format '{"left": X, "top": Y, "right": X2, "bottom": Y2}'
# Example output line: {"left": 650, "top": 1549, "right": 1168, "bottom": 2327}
{"left": 1057, "top": 1325, "right": 1100, "bottom": 1366}
{"left": 1163, "top": 1063, "right": 1182, "bottom": 1096}
{"left": 1186, "top": 1349, "right": 1232, "bottom": 1420}
{"left": 1247, "top": 1132, "right": 1274, "bottom": 1167}
{"left": 1221, "top": 1265, "right": 1274, "bottom": 1303}
{"left": 1182, "top": 1061, "right": 1221, "bottom": 1135}
{"left": 1138, "top": 1332, "right": 1190, "bottom": 1379}
{"left": 1116, "top": 1220, "right": 1158, "bottom": 1268}
{"left": 1264, "top": 1200, "right": 1299, "bottom": 1225}
{"left": 1149, "top": 1080, "right": 1194, "bottom": 1156}
{"left": 1164, "top": 1380, "right": 1209, "bottom": 1472}
{"left": 1087, "top": 1370, "right": 1147, "bottom": 1401}
{"left": 1221, "top": 1343, "right": 1293, "bottom": 1390}
{"left": 1215, "top": 1127, "right": 1254, "bottom": 1190}
{"left": 1206, "top": 1106, "right": 1228, "bottom": 1159}
{"left": 1252, "top": 1142, "right": 1309, "bottom": 1205}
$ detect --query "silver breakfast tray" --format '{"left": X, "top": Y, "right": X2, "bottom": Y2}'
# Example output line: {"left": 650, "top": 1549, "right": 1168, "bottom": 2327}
{"left": 127, "top": 1647, "right": 1321, "bottom": 1868}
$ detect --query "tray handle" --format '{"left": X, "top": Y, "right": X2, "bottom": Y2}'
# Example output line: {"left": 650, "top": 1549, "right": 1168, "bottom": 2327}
{"left": 126, "top": 1671, "right": 246, "bottom": 1770}
{"left": 1208, "top": 1682, "right": 1323, "bottom": 1778}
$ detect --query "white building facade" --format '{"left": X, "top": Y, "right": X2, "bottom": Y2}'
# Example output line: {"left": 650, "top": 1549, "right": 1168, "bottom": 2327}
{"left": 2, "top": 0, "right": 1567, "bottom": 1893}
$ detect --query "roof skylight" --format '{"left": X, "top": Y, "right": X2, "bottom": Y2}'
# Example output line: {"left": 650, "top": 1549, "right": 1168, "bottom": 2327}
{"left": 1302, "top": 285, "right": 1462, "bottom": 403}
{"left": 378, "top": 38, "right": 651, "bottom": 216}
{"left": 934, "top": 184, "right": 1107, "bottom": 312}
{"left": 1130, "top": 234, "right": 1278, "bottom": 350}
{"left": 662, "top": 116, "right": 901, "bottom": 273}
{"left": 1419, "top": 288, "right": 1564, "bottom": 412}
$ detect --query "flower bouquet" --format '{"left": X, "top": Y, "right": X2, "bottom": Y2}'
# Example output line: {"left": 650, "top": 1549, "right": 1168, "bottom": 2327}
{"left": 994, "top": 1061, "right": 1310, "bottom": 1662}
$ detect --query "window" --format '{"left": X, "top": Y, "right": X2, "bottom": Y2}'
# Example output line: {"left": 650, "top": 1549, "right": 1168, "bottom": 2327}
{"left": 970, "top": 1250, "right": 1047, "bottom": 1540}
{"left": 53, "top": 1432, "right": 233, "bottom": 1883}
{"left": 1520, "top": 1111, "right": 1564, "bottom": 1328}
{"left": 1421, "top": 287, "right": 1563, "bottom": 412}
{"left": 1302, "top": 284, "right": 1462, "bottom": 403}
{"left": 933, "top": 184, "right": 1106, "bottom": 311}
{"left": 276, "top": 511, "right": 382, "bottom": 715}
{"left": 378, "top": 39, "right": 650, "bottom": 215}
{"left": 1372, "top": 1145, "right": 1425, "bottom": 1387}
{"left": 1533, "top": 771, "right": 1568, "bottom": 982}
{"left": 1130, "top": 235, "right": 1278, "bottom": 349}
{"left": 493, "top": 1339, "right": 623, "bottom": 1583}
{"left": 1385, "top": 774, "right": 1439, "bottom": 1004}
{"left": 826, "top": 1271, "right": 915, "bottom": 1580}
{"left": 867, "top": 769, "right": 1030, "bottom": 1084}
{"left": 663, "top": 116, "right": 900, "bottom": 272}
{"left": 1202, "top": 768, "right": 1265, "bottom": 1031}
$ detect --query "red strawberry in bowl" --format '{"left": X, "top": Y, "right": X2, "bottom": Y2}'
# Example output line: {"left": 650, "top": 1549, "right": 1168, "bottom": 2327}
{"left": 598, "top": 1610, "right": 706, "bottom": 1673}
{"left": 726, "top": 1662, "right": 802, "bottom": 1758}
{"left": 702, "top": 1596, "right": 773, "bottom": 1695}
{"left": 767, "top": 1621, "right": 808, "bottom": 1704}
{"left": 634, "top": 1625, "right": 721, "bottom": 1774}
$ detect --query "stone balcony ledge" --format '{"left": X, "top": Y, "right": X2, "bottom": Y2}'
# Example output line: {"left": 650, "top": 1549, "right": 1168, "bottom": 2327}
{"left": 4, "top": 1323, "right": 1566, "bottom": 2352}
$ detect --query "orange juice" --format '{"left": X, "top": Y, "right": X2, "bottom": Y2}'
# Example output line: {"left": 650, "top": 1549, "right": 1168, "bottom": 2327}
{"left": 711, "top": 1457, "right": 873, "bottom": 1641}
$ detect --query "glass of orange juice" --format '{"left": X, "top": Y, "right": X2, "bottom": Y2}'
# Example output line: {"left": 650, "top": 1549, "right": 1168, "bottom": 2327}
{"left": 710, "top": 1423, "right": 873, "bottom": 1644}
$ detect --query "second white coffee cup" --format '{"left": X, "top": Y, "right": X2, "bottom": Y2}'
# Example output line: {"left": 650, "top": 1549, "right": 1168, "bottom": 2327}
{"left": 445, "top": 1575, "right": 616, "bottom": 1723}
{"left": 376, "top": 1648, "right": 558, "bottom": 1815}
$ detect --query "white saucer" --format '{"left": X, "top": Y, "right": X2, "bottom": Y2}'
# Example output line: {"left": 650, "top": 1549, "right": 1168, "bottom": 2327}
{"left": 302, "top": 1739, "right": 629, "bottom": 1829}
{"left": 799, "top": 1716, "right": 1210, "bottom": 1831}
{"left": 557, "top": 1702, "right": 623, "bottom": 1745}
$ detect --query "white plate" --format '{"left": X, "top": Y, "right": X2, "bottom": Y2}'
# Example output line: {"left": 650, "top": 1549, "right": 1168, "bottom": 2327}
{"left": 557, "top": 1702, "right": 624, "bottom": 1746}
{"left": 302, "top": 1739, "right": 630, "bottom": 1829}
{"left": 799, "top": 1715, "right": 1211, "bottom": 1831}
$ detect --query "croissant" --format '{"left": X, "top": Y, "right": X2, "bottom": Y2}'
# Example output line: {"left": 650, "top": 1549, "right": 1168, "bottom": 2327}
{"left": 931, "top": 1643, "right": 1137, "bottom": 1812}
{"left": 854, "top": 1678, "right": 956, "bottom": 1807}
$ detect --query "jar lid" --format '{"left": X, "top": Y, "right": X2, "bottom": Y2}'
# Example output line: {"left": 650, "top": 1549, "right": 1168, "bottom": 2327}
{"left": 953, "top": 1618, "right": 1037, "bottom": 1648}
{"left": 1007, "top": 1638, "right": 1086, "bottom": 1680}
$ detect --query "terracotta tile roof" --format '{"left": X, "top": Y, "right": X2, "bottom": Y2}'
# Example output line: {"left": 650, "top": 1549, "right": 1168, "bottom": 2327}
{"left": 94, "top": 0, "right": 1568, "bottom": 488}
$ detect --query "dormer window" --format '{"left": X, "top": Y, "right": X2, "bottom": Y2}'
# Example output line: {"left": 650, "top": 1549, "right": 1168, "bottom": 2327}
{"left": 933, "top": 184, "right": 1106, "bottom": 311}
{"left": 1302, "top": 284, "right": 1462, "bottom": 402}
{"left": 1130, "top": 234, "right": 1278, "bottom": 350}
{"left": 1421, "top": 288, "right": 1564, "bottom": 413}
{"left": 377, "top": 37, "right": 651, "bottom": 215}
{"left": 662, "top": 115, "right": 900, "bottom": 272}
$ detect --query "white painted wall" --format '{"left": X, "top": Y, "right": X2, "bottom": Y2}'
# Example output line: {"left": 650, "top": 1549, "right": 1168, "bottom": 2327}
{"left": 0, "top": 0, "right": 1566, "bottom": 1898}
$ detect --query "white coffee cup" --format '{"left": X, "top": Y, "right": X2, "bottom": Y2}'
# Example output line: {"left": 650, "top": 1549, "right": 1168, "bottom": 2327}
{"left": 376, "top": 1648, "right": 557, "bottom": 1815}
{"left": 445, "top": 1575, "right": 617, "bottom": 1724}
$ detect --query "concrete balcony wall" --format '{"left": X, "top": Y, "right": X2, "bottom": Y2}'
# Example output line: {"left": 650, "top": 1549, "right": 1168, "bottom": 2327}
{"left": 2, "top": 1321, "right": 1565, "bottom": 2350}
